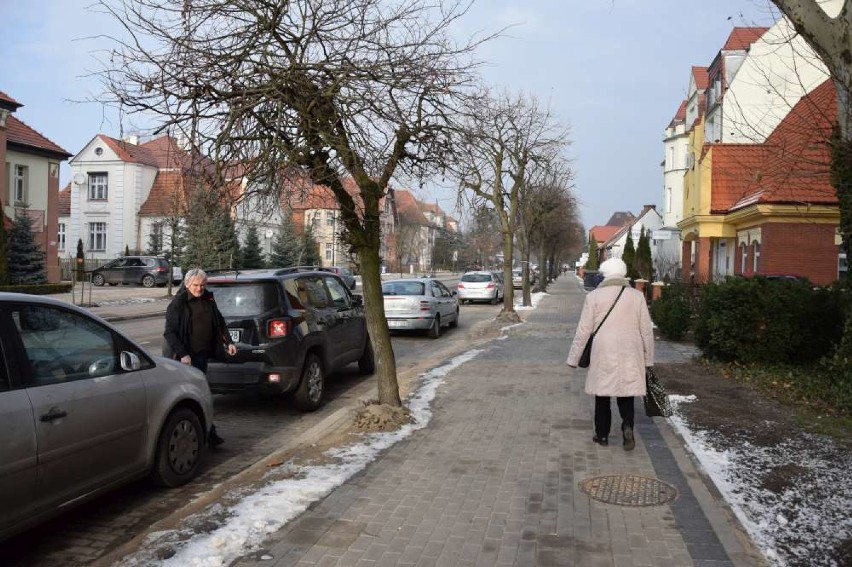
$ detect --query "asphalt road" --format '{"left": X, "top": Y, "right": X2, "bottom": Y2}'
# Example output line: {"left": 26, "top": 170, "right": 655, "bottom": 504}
{"left": 0, "top": 291, "right": 504, "bottom": 567}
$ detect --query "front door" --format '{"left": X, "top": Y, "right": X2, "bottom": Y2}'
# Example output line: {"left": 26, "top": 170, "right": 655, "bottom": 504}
{"left": 322, "top": 275, "right": 360, "bottom": 360}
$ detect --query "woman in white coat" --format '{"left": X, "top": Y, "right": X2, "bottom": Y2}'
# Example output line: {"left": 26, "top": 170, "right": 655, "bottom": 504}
{"left": 566, "top": 258, "right": 654, "bottom": 450}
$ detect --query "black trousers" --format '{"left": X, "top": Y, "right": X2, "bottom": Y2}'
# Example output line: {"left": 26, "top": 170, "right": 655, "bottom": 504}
{"left": 190, "top": 354, "right": 221, "bottom": 442}
{"left": 594, "top": 396, "right": 635, "bottom": 438}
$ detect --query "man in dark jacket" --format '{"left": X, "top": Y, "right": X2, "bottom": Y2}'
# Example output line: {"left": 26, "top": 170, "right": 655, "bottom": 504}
{"left": 164, "top": 268, "right": 236, "bottom": 447}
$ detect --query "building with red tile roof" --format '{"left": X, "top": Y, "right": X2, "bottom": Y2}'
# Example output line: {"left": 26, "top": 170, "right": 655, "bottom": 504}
{"left": 1, "top": 90, "right": 72, "bottom": 282}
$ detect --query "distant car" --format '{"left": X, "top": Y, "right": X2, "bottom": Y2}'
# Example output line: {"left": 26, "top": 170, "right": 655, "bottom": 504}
{"left": 203, "top": 268, "right": 373, "bottom": 411}
{"left": 457, "top": 271, "right": 503, "bottom": 304}
{"left": 382, "top": 277, "right": 459, "bottom": 338}
{"left": 512, "top": 268, "right": 523, "bottom": 289}
{"left": 0, "top": 293, "right": 213, "bottom": 541}
{"left": 319, "top": 266, "right": 357, "bottom": 290}
{"left": 91, "top": 256, "right": 179, "bottom": 288}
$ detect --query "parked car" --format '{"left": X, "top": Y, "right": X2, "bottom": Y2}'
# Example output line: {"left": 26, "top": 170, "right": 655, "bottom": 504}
{"left": 203, "top": 268, "right": 373, "bottom": 411}
{"left": 91, "top": 256, "right": 181, "bottom": 288}
{"left": 511, "top": 267, "right": 536, "bottom": 289}
{"left": 382, "top": 277, "right": 459, "bottom": 338}
{"left": 319, "top": 266, "right": 357, "bottom": 290}
{"left": 0, "top": 293, "right": 213, "bottom": 541}
{"left": 457, "top": 270, "right": 503, "bottom": 304}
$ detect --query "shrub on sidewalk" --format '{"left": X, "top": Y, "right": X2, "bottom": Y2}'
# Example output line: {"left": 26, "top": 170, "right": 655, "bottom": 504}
{"left": 650, "top": 282, "right": 693, "bottom": 341}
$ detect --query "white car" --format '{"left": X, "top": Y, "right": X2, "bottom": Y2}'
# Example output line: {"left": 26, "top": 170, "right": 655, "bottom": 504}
{"left": 382, "top": 278, "right": 459, "bottom": 338}
{"left": 457, "top": 271, "right": 503, "bottom": 304}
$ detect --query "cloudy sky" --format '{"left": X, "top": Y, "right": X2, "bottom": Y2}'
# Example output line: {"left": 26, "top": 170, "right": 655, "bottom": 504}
{"left": 2, "top": 0, "right": 779, "bottom": 229}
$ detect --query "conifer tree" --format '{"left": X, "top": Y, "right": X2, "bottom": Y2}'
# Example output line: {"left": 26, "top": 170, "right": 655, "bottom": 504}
{"left": 241, "top": 225, "right": 266, "bottom": 269}
{"left": 622, "top": 232, "right": 637, "bottom": 279}
{"left": 586, "top": 236, "right": 599, "bottom": 270}
{"left": 269, "top": 215, "right": 302, "bottom": 267}
{"left": 183, "top": 189, "right": 240, "bottom": 270}
{"left": 8, "top": 208, "right": 46, "bottom": 284}
{"left": 75, "top": 238, "right": 85, "bottom": 283}
{"left": 301, "top": 227, "right": 322, "bottom": 266}
{"left": 635, "top": 227, "right": 654, "bottom": 280}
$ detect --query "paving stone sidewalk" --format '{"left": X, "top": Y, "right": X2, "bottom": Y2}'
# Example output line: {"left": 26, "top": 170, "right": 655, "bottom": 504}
{"left": 230, "top": 277, "right": 755, "bottom": 567}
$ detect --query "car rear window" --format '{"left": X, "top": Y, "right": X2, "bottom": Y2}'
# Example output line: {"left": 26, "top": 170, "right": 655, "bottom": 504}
{"left": 461, "top": 273, "right": 491, "bottom": 283}
{"left": 382, "top": 282, "right": 425, "bottom": 296}
{"left": 208, "top": 282, "right": 281, "bottom": 317}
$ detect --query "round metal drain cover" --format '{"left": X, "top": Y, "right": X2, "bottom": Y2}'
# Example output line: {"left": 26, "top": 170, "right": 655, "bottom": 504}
{"left": 580, "top": 474, "right": 678, "bottom": 507}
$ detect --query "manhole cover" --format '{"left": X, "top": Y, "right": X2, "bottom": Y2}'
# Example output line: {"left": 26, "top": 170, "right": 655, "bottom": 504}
{"left": 579, "top": 474, "right": 678, "bottom": 507}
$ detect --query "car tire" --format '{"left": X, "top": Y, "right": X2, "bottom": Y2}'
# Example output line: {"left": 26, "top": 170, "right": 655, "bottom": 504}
{"left": 92, "top": 273, "right": 105, "bottom": 286}
{"left": 449, "top": 309, "right": 459, "bottom": 328}
{"left": 293, "top": 353, "right": 325, "bottom": 411}
{"left": 151, "top": 407, "right": 204, "bottom": 488}
{"left": 142, "top": 274, "right": 156, "bottom": 288}
{"left": 428, "top": 315, "right": 441, "bottom": 339}
{"left": 491, "top": 292, "right": 499, "bottom": 305}
{"left": 358, "top": 337, "right": 375, "bottom": 375}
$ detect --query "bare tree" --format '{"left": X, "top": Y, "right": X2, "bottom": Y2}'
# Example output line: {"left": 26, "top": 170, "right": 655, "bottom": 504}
{"left": 96, "top": 0, "right": 488, "bottom": 408}
{"left": 451, "top": 89, "right": 570, "bottom": 321}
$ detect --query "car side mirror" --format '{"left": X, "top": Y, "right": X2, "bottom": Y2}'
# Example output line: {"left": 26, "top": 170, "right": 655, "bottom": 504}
{"left": 351, "top": 295, "right": 363, "bottom": 306}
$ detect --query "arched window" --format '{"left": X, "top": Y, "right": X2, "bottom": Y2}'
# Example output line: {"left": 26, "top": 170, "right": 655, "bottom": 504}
{"left": 740, "top": 243, "right": 748, "bottom": 274}
{"left": 752, "top": 241, "right": 760, "bottom": 273}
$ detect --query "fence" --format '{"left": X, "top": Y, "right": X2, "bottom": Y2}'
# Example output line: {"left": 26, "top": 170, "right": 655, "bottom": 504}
{"left": 58, "top": 257, "right": 104, "bottom": 281}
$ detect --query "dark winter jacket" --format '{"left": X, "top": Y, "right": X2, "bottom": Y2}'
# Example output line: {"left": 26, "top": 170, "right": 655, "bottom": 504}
{"left": 163, "top": 287, "right": 233, "bottom": 360}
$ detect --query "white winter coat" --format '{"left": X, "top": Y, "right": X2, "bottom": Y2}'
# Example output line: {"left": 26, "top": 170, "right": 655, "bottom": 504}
{"left": 566, "top": 278, "right": 654, "bottom": 397}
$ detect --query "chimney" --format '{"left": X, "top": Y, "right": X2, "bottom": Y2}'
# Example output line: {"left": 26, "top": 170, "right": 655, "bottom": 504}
{"left": 122, "top": 133, "right": 139, "bottom": 145}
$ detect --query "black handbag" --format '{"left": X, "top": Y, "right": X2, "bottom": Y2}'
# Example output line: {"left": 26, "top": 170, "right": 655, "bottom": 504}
{"left": 577, "top": 287, "right": 625, "bottom": 368}
{"left": 644, "top": 367, "right": 673, "bottom": 417}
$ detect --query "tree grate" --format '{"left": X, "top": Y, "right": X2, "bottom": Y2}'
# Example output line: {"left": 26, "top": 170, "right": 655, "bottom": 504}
{"left": 579, "top": 474, "right": 679, "bottom": 507}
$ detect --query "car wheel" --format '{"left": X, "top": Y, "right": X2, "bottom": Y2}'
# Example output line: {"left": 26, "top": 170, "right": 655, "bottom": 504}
{"left": 449, "top": 309, "right": 459, "bottom": 328}
{"left": 151, "top": 408, "right": 204, "bottom": 488}
{"left": 92, "top": 273, "right": 105, "bottom": 286}
{"left": 142, "top": 274, "right": 156, "bottom": 288}
{"left": 293, "top": 353, "right": 325, "bottom": 411}
{"left": 358, "top": 337, "right": 375, "bottom": 375}
{"left": 491, "top": 292, "right": 499, "bottom": 305}
{"left": 428, "top": 315, "right": 441, "bottom": 339}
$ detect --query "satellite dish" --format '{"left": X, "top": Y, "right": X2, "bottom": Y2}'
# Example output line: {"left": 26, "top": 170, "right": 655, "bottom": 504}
{"left": 73, "top": 173, "right": 86, "bottom": 185}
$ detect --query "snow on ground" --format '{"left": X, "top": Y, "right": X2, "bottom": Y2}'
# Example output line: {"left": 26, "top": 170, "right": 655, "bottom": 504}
{"left": 668, "top": 395, "right": 852, "bottom": 567}
{"left": 117, "top": 349, "right": 485, "bottom": 567}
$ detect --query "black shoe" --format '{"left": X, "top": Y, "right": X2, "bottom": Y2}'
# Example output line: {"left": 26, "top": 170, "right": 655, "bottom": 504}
{"left": 592, "top": 436, "right": 608, "bottom": 446}
{"left": 623, "top": 428, "right": 635, "bottom": 451}
{"left": 209, "top": 433, "right": 225, "bottom": 448}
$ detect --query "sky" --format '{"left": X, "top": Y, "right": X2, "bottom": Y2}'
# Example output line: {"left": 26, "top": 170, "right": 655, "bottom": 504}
{"left": 2, "top": 0, "right": 780, "bottom": 230}
{"left": 96, "top": 287, "right": 849, "bottom": 567}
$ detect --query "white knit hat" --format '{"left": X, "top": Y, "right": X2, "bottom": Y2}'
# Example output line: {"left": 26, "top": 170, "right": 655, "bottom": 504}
{"left": 599, "top": 258, "right": 627, "bottom": 280}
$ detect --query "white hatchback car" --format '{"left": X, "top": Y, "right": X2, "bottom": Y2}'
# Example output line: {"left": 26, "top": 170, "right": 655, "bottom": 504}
{"left": 0, "top": 293, "right": 214, "bottom": 541}
{"left": 382, "top": 278, "right": 459, "bottom": 338}
{"left": 457, "top": 271, "right": 504, "bottom": 304}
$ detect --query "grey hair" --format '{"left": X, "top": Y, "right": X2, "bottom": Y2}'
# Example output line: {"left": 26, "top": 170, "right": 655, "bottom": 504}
{"left": 184, "top": 268, "right": 208, "bottom": 283}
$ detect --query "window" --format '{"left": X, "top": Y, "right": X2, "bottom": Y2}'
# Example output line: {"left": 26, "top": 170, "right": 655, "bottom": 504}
{"left": 740, "top": 243, "right": 747, "bottom": 274}
{"left": 12, "top": 304, "right": 117, "bottom": 386}
{"left": 324, "top": 276, "right": 350, "bottom": 308}
{"left": 325, "top": 242, "right": 333, "bottom": 261}
{"left": 668, "top": 147, "right": 674, "bottom": 170}
{"left": 88, "top": 222, "right": 107, "bottom": 251}
{"left": 753, "top": 241, "right": 760, "bottom": 272}
{"left": 840, "top": 250, "right": 847, "bottom": 278}
{"left": 58, "top": 223, "right": 66, "bottom": 252}
{"left": 88, "top": 173, "right": 108, "bottom": 200}
{"left": 13, "top": 165, "right": 27, "bottom": 204}
{"left": 666, "top": 188, "right": 672, "bottom": 213}
{"left": 326, "top": 211, "right": 335, "bottom": 226}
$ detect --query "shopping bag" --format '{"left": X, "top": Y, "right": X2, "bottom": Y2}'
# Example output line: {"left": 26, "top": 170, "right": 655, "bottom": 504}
{"left": 644, "top": 367, "right": 673, "bottom": 417}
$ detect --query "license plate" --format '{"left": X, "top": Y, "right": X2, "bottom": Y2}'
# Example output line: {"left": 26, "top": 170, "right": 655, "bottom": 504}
{"left": 229, "top": 329, "right": 242, "bottom": 342}
{"left": 387, "top": 320, "right": 407, "bottom": 328}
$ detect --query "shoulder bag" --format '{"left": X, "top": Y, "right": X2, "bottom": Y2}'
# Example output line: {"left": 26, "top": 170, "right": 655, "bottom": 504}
{"left": 577, "top": 287, "right": 625, "bottom": 368}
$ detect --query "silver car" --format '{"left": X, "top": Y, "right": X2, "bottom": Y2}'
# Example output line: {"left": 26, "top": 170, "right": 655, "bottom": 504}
{"left": 0, "top": 293, "right": 214, "bottom": 541}
{"left": 382, "top": 278, "right": 459, "bottom": 338}
{"left": 457, "top": 270, "right": 504, "bottom": 304}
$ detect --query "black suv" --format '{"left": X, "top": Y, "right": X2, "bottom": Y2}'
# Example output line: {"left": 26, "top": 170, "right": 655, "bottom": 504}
{"left": 204, "top": 268, "right": 374, "bottom": 411}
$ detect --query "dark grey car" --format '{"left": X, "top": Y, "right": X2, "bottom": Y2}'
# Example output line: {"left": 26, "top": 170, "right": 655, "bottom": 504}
{"left": 91, "top": 256, "right": 181, "bottom": 288}
{"left": 0, "top": 293, "right": 213, "bottom": 541}
{"left": 204, "top": 268, "right": 374, "bottom": 411}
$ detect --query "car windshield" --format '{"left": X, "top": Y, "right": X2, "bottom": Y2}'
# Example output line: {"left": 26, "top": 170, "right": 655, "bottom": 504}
{"left": 382, "top": 282, "right": 426, "bottom": 296}
{"left": 461, "top": 273, "right": 492, "bottom": 283}
{"left": 207, "top": 282, "right": 281, "bottom": 317}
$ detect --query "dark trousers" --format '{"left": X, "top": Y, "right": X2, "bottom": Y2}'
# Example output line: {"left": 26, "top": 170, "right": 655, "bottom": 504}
{"left": 594, "top": 396, "right": 635, "bottom": 438}
{"left": 190, "top": 354, "right": 221, "bottom": 442}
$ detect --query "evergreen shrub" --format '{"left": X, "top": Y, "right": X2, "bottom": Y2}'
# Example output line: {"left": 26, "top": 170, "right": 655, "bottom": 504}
{"left": 650, "top": 283, "right": 693, "bottom": 341}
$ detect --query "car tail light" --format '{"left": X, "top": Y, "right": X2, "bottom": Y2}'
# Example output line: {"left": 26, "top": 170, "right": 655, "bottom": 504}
{"left": 268, "top": 319, "right": 290, "bottom": 338}
{"left": 457, "top": 283, "right": 465, "bottom": 289}
{"left": 419, "top": 301, "right": 432, "bottom": 312}
{"left": 155, "top": 267, "right": 167, "bottom": 273}
{"left": 486, "top": 282, "right": 495, "bottom": 289}
{"left": 268, "top": 373, "right": 281, "bottom": 383}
